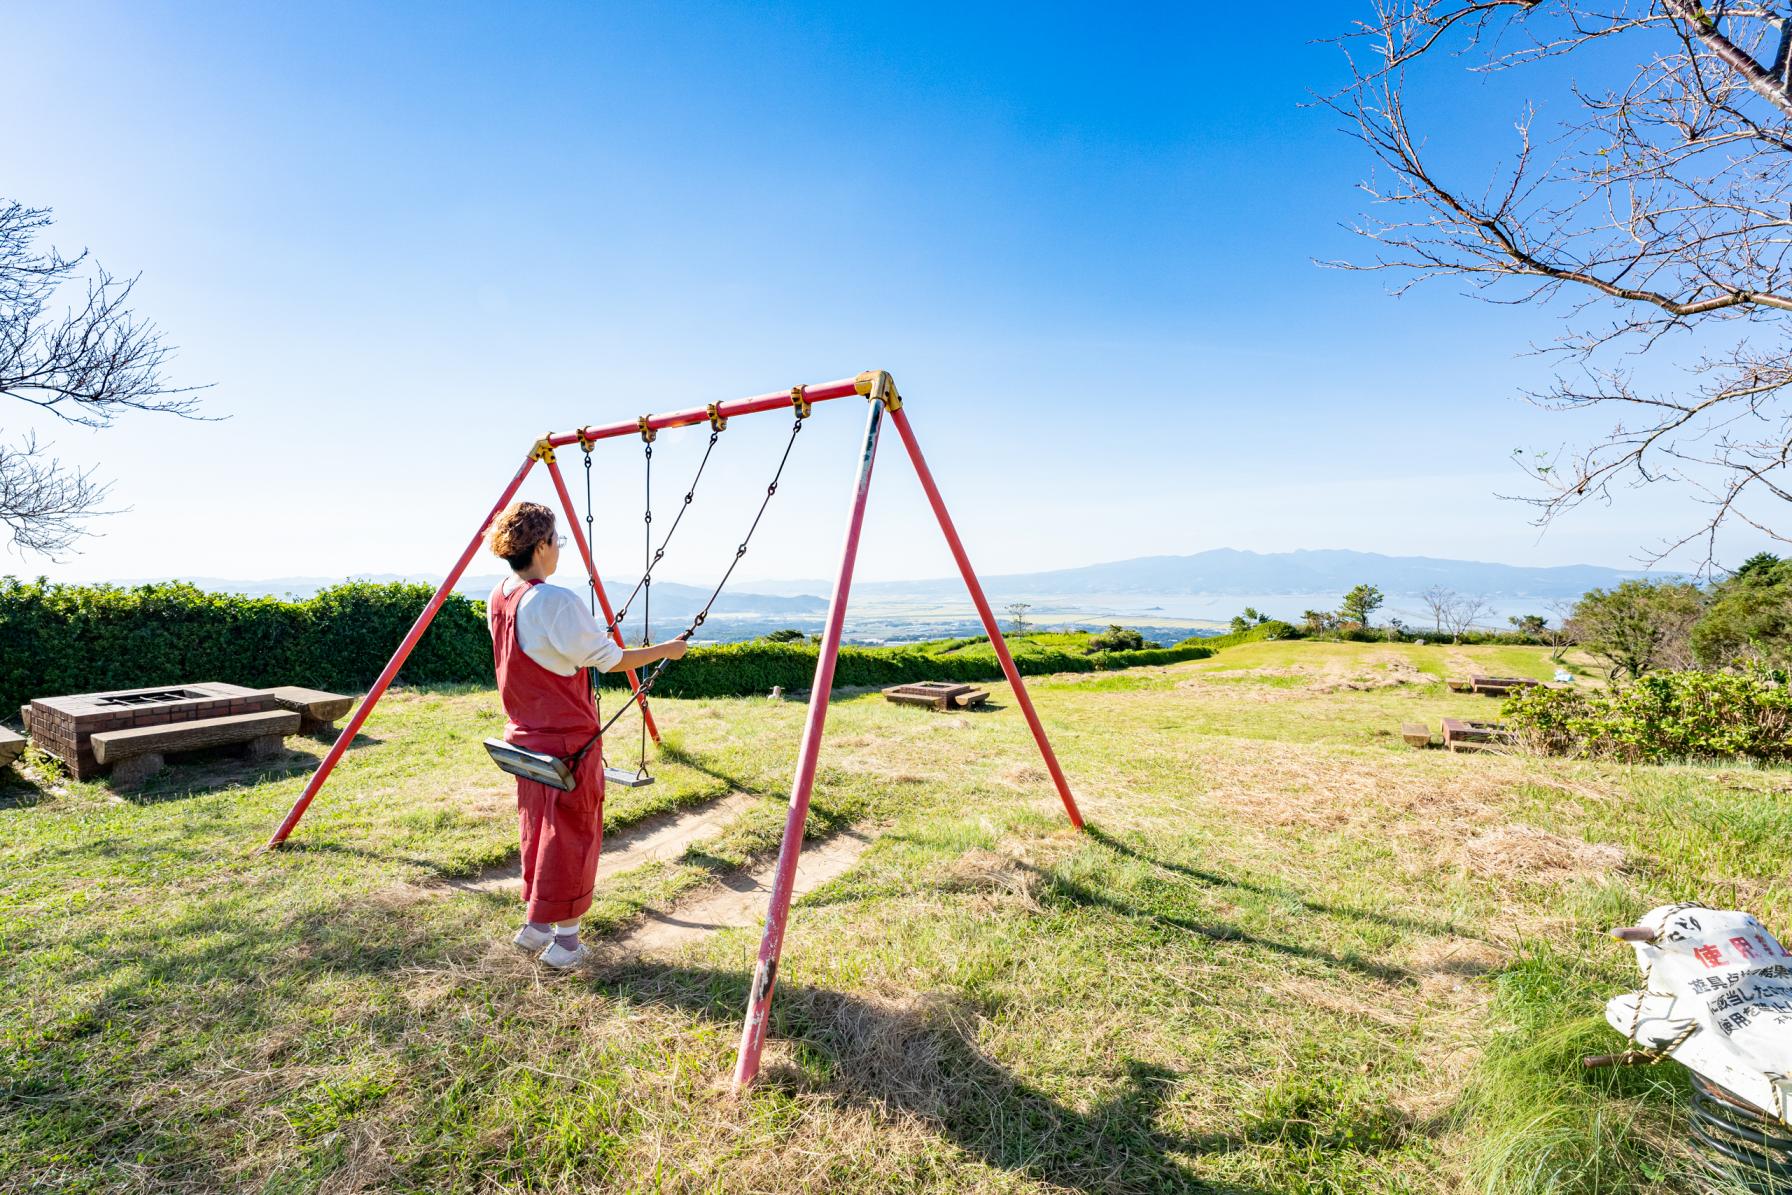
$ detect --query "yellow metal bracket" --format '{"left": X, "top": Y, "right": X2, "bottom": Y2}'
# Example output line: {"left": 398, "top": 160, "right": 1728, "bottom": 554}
{"left": 790, "top": 385, "right": 811, "bottom": 419}
{"left": 576, "top": 427, "right": 597, "bottom": 453}
{"left": 530, "top": 437, "right": 557, "bottom": 464}
{"left": 854, "top": 369, "right": 901, "bottom": 411}
{"left": 637, "top": 416, "right": 657, "bottom": 443}
{"left": 707, "top": 402, "right": 728, "bottom": 432}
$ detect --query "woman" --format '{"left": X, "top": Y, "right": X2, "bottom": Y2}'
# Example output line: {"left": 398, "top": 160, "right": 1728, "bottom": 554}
{"left": 485, "top": 501, "right": 686, "bottom": 968}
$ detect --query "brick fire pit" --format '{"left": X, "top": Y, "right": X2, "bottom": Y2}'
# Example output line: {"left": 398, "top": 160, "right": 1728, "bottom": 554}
{"left": 21, "top": 683, "right": 280, "bottom": 780}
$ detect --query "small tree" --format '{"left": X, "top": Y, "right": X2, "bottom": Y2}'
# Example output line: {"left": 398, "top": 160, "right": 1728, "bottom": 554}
{"left": 1301, "top": 609, "right": 1336, "bottom": 634}
{"left": 1508, "top": 614, "right": 1548, "bottom": 638}
{"left": 1004, "top": 602, "right": 1031, "bottom": 635}
{"left": 1338, "top": 583, "right": 1384, "bottom": 630}
{"left": 1569, "top": 580, "right": 1704, "bottom": 680}
{"left": 1691, "top": 557, "right": 1792, "bottom": 669}
{"left": 1089, "top": 624, "right": 1146, "bottom": 652}
{"left": 1543, "top": 599, "right": 1578, "bottom": 663}
{"left": 1439, "top": 593, "right": 1491, "bottom": 644}
{"left": 762, "top": 628, "right": 805, "bottom": 643}
{"left": 1421, "top": 586, "right": 1454, "bottom": 634}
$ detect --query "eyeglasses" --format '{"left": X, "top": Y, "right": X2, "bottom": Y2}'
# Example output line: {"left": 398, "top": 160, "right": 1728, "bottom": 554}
{"left": 553, "top": 535, "right": 567, "bottom": 548}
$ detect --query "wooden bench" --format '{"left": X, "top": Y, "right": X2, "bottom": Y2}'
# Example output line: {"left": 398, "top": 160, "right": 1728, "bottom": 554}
{"left": 1470, "top": 675, "right": 1543, "bottom": 697}
{"left": 0, "top": 726, "right": 24, "bottom": 767}
{"left": 92, "top": 709, "right": 301, "bottom": 786}
{"left": 1401, "top": 722, "right": 1432, "bottom": 748}
{"left": 1441, "top": 716, "right": 1514, "bottom": 752}
{"left": 266, "top": 686, "right": 355, "bottom": 732}
{"left": 882, "top": 682, "right": 990, "bottom": 711}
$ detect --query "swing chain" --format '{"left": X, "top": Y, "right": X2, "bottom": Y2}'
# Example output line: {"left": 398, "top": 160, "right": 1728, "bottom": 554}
{"left": 591, "top": 414, "right": 806, "bottom": 740}
{"left": 582, "top": 447, "right": 597, "bottom": 616}
{"left": 607, "top": 425, "right": 723, "bottom": 634}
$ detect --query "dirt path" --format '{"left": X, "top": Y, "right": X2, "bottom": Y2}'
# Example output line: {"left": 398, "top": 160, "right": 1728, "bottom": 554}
{"left": 443, "top": 791, "right": 760, "bottom": 895}
{"left": 607, "top": 827, "right": 877, "bottom": 957}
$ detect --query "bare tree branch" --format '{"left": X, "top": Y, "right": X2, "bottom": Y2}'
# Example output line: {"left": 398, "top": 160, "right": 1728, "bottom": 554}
{"left": 1331, "top": 2, "right": 1792, "bottom": 570}
{"left": 0, "top": 200, "right": 206, "bottom": 556}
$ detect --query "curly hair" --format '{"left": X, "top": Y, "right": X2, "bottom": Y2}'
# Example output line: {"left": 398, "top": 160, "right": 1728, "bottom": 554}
{"left": 487, "top": 502, "right": 557, "bottom": 571}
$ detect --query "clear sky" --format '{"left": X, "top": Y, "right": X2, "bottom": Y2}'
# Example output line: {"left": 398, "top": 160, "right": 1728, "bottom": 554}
{"left": 7, "top": 2, "right": 1737, "bottom": 589}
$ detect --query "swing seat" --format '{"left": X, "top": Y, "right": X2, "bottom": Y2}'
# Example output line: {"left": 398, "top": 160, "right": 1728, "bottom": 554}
{"left": 604, "top": 766, "right": 655, "bottom": 788}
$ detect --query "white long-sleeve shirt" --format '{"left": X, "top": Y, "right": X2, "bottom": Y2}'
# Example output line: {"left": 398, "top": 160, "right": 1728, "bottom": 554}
{"left": 489, "top": 579, "right": 625, "bottom": 676}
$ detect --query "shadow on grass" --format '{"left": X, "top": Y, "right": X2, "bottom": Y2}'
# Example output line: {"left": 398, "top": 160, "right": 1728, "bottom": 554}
{"left": 593, "top": 960, "right": 1335, "bottom": 1194}
{"left": 1086, "top": 826, "right": 1474, "bottom": 942}
{"left": 112, "top": 732, "right": 383, "bottom": 806}
{"left": 0, "top": 762, "right": 51, "bottom": 809}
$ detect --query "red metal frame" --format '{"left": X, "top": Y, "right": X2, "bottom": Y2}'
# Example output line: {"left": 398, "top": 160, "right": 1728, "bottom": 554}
{"left": 261, "top": 370, "right": 1086, "bottom": 1089}
{"left": 265, "top": 452, "right": 541, "bottom": 848}
{"left": 733, "top": 397, "right": 883, "bottom": 1086}
{"left": 888, "top": 406, "right": 1083, "bottom": 829}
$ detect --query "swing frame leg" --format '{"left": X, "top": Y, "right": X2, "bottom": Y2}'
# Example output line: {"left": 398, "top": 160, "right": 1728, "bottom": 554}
{"left": 887, "top": 405, "right": 1084, "bottom": 829}
{"left": 265, "top": 450, "right": 541, "bottom": 849}
{"left": 731, "top": 388, "right": 1085, "bottom": 1088}
{"left": 732, "top": 397, "right": 884, "bottom": 1088}
{"left": 544, "top": 456, "right": 661, "bottom": 743}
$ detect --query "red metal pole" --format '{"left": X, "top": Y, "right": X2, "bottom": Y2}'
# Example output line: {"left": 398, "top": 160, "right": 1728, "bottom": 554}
{"left": 545, "top": 376, "right": 867, "bottom": 448}
{"left": 264, "top": 451, "right": 540, "bottom": 848}
{"left": 887, "top": 405, "right": 1084, "bottom": 831}
{"left": 732, "top": 396, "right": 884, "bottom": 1088}
{"left": 543, "top": 455, "right": 661, "bottom": 743}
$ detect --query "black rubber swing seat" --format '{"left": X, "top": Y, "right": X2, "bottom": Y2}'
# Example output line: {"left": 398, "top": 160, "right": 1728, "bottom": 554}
{"left": 604, "top": 766, "right": 655, "bottom": 788}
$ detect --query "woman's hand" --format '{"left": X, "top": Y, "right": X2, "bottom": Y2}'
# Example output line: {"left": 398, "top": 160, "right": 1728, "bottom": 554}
{"left": 612, "top": 634, "right": 690, "bottom": 673}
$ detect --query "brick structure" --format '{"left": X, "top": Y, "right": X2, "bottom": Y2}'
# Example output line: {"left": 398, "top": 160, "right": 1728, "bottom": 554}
{"left": 22, "top": 683, "right": 276, "bottom": 779}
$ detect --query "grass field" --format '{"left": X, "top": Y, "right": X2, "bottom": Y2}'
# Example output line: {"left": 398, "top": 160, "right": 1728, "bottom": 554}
{"left": 3, "top": 640, "right": 1787, "bottom": 1193}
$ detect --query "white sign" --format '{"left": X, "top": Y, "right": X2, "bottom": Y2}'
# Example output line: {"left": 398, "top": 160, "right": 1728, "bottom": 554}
{"left": 1606, "top": 904, "right": 1792, "bottom": 1120}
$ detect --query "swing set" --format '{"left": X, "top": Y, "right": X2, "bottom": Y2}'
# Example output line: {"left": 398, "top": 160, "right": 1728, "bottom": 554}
{"left": 263, "top": 370, "right": 1084, "bottom": 1087}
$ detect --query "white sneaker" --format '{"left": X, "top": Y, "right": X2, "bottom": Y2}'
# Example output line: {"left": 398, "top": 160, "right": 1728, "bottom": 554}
{"left": 540, "top": 939, "right": 590, "bottom": 970}
{"left": 513, "top": 924, "right": 554, "bottom": 952}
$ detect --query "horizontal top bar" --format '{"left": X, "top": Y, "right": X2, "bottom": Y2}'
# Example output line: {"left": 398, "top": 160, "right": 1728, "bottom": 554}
{"left": 544, "top": 375, "right": 872, "bottom": 449}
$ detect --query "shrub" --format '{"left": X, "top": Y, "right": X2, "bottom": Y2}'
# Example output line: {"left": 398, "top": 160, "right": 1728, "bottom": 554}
{"left": 0, "top": 577, "right": 490, "bottom": 716}
{"left": 1503, "top": 669, "right": 1792, "bottom": 763}
{"left": 1087, "top": 625, "right": 1147, "bottom": 652}
{"left": 0, "top": 578, "right": 1211, "bottom": 717}
{"left": 598, "top": 638, "right": 1214, "bottom": 699}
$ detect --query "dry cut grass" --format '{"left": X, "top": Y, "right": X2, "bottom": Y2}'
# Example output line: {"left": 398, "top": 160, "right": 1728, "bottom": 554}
{"left": 1, "top": 641, "right": 1784, "bottom": 1193}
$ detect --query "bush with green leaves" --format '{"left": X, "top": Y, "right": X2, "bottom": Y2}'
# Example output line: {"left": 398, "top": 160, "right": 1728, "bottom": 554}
{"left": 0, "top": 577, "right": 490, "bottom": 717}
{"left": 602, "top": 638, "right": 1213, "bottom": 699}
{"left": 1087, "top": 625, "right": 1147, "bottom": 652}
{"left": 0, "top": 578, "right": 1213, "bottom": 718}
{"left": 1503, "top": 669, "right": 1792, "bottom": 763}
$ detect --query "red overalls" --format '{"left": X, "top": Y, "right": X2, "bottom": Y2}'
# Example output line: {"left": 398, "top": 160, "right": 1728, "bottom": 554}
{"left": 489, "top": 579, "right": 606, "bottom": 924}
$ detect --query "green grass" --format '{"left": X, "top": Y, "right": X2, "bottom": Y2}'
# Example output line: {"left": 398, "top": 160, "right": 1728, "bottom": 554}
{"left": 0, "top": 641, "right": 1775, "bottom": 1192}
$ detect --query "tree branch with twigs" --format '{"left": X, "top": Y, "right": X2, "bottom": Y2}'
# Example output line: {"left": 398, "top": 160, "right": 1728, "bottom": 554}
{"left": 1331, "top": 1, "right": 1792, "bottom": 570}
{"left": 0, "top": 200, "right": 206, "bottom": 557}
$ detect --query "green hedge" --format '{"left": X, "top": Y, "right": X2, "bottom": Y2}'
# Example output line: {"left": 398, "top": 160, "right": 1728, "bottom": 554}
{"left": 0, "top": 578, "right": 1212, "bottom": 719}
{"left": 1502, "top": 669, "right": 1792, "bottom": 763}
{"left": 600, "top": 639, "right": 1214, "bottom": 700}
{"left": 0, "top": 577, "right": 490, "bottom": 718}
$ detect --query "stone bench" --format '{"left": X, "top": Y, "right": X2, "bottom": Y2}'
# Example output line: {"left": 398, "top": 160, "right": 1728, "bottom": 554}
{"left": 0, "top": 726, "right": 24, "bottom": 767}
{"left": 1442, "top": 716, "right": 1514, "bottom": 752}
{"left": 92, "top": 709, "right": 301, "bottom": 787}
{"left": 266, "top": 686, "right": 355, "bottom": 732}
{"left": 882, "top": 682, "right": 990, "bottom": 711}
{"left": 1401, "top": 722, "right": 1432, "bottom": 748}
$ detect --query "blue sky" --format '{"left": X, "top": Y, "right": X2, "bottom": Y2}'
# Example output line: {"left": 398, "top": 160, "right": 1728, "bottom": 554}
{"left": 7, "top": 2, "right": 1731, "bottom": 587}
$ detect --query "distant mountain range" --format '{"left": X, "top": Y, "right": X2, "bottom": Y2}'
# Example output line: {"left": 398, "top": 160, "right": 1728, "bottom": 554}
{"left": 101, "top": 573, "right": 828, "bottom": 617}
{"left": 748, "top": 548, "right": 1652, "bottom": 600}
{"left": 99, "top": 549, "right": 1650, "bottom": 609}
